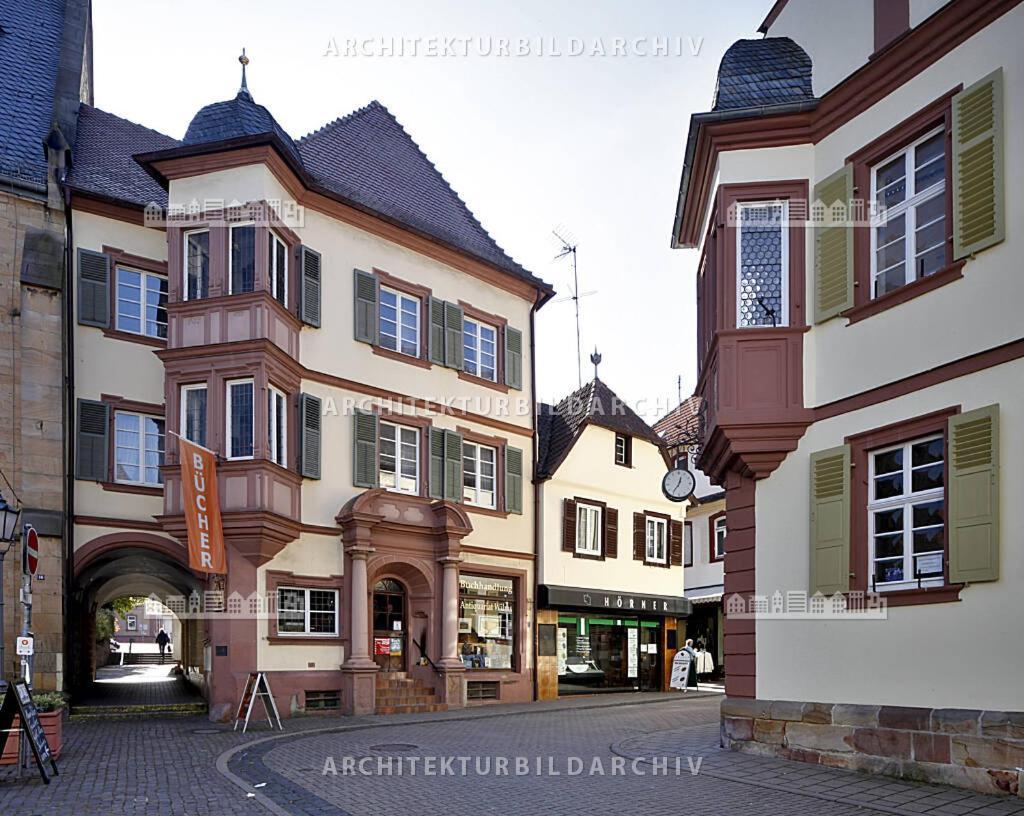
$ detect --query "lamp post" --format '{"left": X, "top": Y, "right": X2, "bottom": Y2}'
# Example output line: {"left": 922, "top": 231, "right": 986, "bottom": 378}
{"left": 0, "top": 493, "right": 22, "bottom": 694}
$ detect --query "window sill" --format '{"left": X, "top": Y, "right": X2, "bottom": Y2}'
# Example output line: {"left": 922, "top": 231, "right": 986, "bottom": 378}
{"left": 266, "top": 634, "right": 342, "bottom": 645}
{"left": 844, "top": 260, "right": 965, "bottom": 325}
{"left": 372, "top": 344, "right": 432, "bottom": 369}
{"left": 101, "top": 481, "right": 163, "bottom": 497}
{"left": 464, "top": 504, "right": 508, "bottom": 519}
{"left": 572, "top": 550, "right": 605, "bottom": 561}
{"left": 102, "top": 327, "right": 167, "bottom": 348}
{"left": 853, "top": 583, "right": 963, "bottom": 608}
{"left": 458, "top": 370, "right": 508, "bottom": 392}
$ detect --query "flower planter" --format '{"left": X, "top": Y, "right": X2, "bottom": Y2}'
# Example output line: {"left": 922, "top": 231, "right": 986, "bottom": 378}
{"left": 0, "top": 710, "right": 63, "bottom": 764}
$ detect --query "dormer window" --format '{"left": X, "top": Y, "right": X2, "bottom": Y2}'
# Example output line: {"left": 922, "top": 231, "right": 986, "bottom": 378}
{"left": 184, "top": 229, "right": 210, "bottom": 300}
{"left": 229, "top": 223, "right": 256, "bottom": 294}
{"left": 269, "top": 231, "right": 288, "bottom": 307}
{"left": 735, "top": 200, "right": 789, "bottom": 328}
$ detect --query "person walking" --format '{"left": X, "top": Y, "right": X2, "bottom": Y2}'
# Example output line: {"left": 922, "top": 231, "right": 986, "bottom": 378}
{"left": 155, "top": 628, "right": 170, "bottom": 665}
{"left": 683, "top": 638, "right": 699, "bottom": 689}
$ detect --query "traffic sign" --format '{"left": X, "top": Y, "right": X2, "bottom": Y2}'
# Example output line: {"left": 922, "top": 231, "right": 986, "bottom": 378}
{"left": 16, "top": 636, "right": 33, "bottom": 656}
{"left": 24, "top": 525, "right": 39, "bottom": 576}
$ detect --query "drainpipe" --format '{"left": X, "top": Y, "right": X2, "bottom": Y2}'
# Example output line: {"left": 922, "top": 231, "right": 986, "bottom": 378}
{"left": 528, "top": 285, "right": 551, "bottom": 702}
{"left": 62, "top": 183, "right": 76, "bottom": 697}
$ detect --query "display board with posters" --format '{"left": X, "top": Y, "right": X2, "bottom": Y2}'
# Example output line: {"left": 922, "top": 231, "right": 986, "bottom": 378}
{"left": 669, "top": 649, "right": 693, "bottom": 691}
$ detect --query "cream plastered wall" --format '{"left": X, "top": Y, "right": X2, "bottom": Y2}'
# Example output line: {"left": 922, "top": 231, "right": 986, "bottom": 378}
{"left": 767, "top": 0, "right": 873, "bottom": 97}
{"left": 683, "top": 497, "right": 726, "bottom": 595}
{"left": 169, "top": 165, "right": 536, "bottom": 431}
{"left": 72, "top": 210, "right": 169, "bottom": 524}
{"left": 755, "top": 359, "right": 1023, "bottom": 710}
{"left": 540, "top": 423, "right": 685, "bottom": 596}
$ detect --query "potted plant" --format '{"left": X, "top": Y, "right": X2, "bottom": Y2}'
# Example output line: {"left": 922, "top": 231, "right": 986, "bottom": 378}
{"left": 0, "top": 690, "right": 66, "bottom": 764}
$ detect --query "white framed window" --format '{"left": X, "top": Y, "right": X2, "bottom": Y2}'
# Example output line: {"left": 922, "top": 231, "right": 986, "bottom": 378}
{"left": 868, "top": 434, "right": 945, "bottom": 591}
{"left": 269, "top": 230, "right": 287, "bottom": 306}
{"left": 114, "top": 411, "right": 165, "bottom": 486}
{"left": 870, "top": 127, "right": 946, "bottom": 298}
{"left": 268, "top": 385, "right": 287, "bottom": 467}
{"left": 463, "top": 442, "right": 496, "bottom": 508}
{"left": 614, "top": 433, "right": 630, "bottom": 466}
{"left": 462, "top": 317, "right": 497, "bottom": 381}
{"left": 180, "top": 384, "right": 208, "bottom": 448}
{"left": 684, "top": 522, "right": 693, "bottom": 567}
{"left": 116, "top": 267, "right": 167, "bottom": 339}
{"left": 125, "top": 615, "right": 137, "bottom": 631}
{"left": 225, "top": 378, "right": 254, "bottom": 460}
{"left": 379, "top": 286, "right": 419, "bottom": 356}
{"left": 276, "top": 587, "right": 338, "bottom": 636}
{"left": 646, "top": 516, "right": 667, "bottom": 563}
{"left": 183, "top": 229, "right": 210, "bottom": 300}
{"left": 229, "top": 223, "right": 256, "bottom": 294}
{"left": 736, "top": 200, "right": 789, "bottom": 328}
{"left": 575, "top": 502, "right": 602, "bottom": 555}
{"left": 713, "top": 516, "right": 727, "bottom": 560}
{"left": 379, "top": 421, "right": 419, "bottom": 494}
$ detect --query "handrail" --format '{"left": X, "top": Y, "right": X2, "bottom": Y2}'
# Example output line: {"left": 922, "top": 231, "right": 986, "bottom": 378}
{"left": 411, "top": 638, "right": 442, "bottom": 676}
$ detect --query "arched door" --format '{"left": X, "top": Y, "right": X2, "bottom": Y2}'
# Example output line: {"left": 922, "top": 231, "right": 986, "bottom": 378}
{"left": 372, "top": 579, "right": 406, "bottom": 672}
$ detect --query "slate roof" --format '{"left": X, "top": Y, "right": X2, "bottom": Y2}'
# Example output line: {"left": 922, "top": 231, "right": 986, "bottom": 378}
{"left": 536, "top": 379, "right": 665, "bottom": 479}
{"left": 66, "top": 105, "right": 179, "bottom": 207}
{"left": 653, "top": 396, "right": 702, "bottom": 450}
{"left": 712, "top": 37, "right": 813, "bottom": 111}
{"left": 0, "top": 0, "right": 65, "bottom": 186}
{"left": 182, "top": 89, "right": 304, "bottom": 167}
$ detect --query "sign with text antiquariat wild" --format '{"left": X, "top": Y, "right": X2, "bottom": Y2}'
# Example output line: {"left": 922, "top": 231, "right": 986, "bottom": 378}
{"left": 178, "top": 435, "right": 226, "bottom": 574}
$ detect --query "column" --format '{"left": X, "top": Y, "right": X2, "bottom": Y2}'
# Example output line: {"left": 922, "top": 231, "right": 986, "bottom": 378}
{"left": 346, "top": 549, "right": 374, "bottom": 667}
{"left": 341, "top": 542, "right": 378, "bottom": 715}
{"left": 437, "top": 557, "right": 462, "bottom": 669}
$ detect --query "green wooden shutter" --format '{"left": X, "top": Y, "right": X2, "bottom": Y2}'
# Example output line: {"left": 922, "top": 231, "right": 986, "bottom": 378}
{"left": 78, "top": 249, "right": 110, "bottom": 328}
{"left": 352, "top": 409, "right": 378, "bottom": 488}
{"left": 428, "top": 296, "right": 446, "bottom": 365}
{"left": 504, "top": 446, "right": 523, "bottom": 514}
{"left": 443, "top": 429, "right": 463, "bottom": 501}
{"left": 353, "top": 269, "right": 378, "bottom": 344}
{"left": 297, "top": 393, "right": 322, "bottom": 479}
{"left": 952, "top": 68, "right": 1005, "bottom": 259}
{"left": 504, "top": 326, "right": 523, "bottom": 390}
{"left": 76, "top": 399, "right": 109, "bottom": 481}
{"left": 443, "top": 301, "right": 464, "bottom": 370}
{"left": 809, "top": 445, "right": 850, "bottom": 595}
{"left": 298, "top": 247, "right": 322, "bottom": 327}
{"left": 812, "top": 165, "right": 854, "bottom": 323}
{"left": 428, "top": 427, "right": 445, "bottom": 499}
{"left": 948, "top": 405, "right": 999, "bottom": 583}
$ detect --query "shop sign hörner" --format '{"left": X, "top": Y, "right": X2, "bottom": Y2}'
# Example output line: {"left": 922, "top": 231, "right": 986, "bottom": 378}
{"left": 539, "top": 585, "right": 691, "bottom": 617}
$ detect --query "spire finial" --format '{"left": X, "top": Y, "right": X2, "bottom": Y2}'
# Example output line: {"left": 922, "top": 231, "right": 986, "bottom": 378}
{"left": 238, "top": 48, "right": 251, "bottom": 100}
{"left": 589, "top": 347, "right": 602, "bottom": 381}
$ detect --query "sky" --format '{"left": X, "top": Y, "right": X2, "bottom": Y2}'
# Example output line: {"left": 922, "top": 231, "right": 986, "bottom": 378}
{"left": 92, "top": 0, "right": 774, "bottom": 423}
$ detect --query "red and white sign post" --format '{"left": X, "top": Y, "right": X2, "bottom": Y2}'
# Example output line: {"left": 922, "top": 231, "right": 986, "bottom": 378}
{"left": 20, "top": 524, "right": 36, "bottom": 685}
{"left": 24, "top": 525, "right": 39, "bottom": 576}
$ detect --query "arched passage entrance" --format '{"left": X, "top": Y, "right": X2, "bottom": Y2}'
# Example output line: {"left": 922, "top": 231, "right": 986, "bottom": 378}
{"left": 71, "top": 532, "right": 206, "bottom": 711}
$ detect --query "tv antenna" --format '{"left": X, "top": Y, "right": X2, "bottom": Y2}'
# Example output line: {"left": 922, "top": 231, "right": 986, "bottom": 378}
{"left": 552, "top": 228, "right": 595, "bottom": 387}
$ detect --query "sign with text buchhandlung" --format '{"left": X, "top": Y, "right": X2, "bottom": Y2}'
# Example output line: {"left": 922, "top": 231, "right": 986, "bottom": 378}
{"left": 179, "top": 435, "right": 226, "bottom": 574}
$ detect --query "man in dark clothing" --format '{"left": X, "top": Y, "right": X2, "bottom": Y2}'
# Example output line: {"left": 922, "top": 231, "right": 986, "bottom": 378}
{"left": 156, "top": 628, "right": 170, "bottom": 664}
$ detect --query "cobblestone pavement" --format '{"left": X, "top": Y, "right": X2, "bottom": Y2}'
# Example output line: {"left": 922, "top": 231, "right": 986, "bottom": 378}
{"left": 3, "top": 693, "right": 1024, "bottom": 816}
{"left": 75, "top": 666, "right": 205, "bottom": 707}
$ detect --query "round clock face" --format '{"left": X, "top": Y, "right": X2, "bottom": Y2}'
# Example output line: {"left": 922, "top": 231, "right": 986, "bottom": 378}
{"left": 662, "top": 468, "right": 696, "bottom": 502}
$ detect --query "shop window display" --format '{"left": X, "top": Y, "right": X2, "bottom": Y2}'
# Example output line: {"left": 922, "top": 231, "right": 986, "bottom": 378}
{"left": 458, "top": 575, "right": 515, "bottom": 670}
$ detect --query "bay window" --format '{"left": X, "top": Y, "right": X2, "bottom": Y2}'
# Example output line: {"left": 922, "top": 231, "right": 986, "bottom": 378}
{"left": 735, "top": 200, "right": 789, "bottom": 328}
{"left": 268, "top": 385, "right": 287, "bottom": 467}
{"left": 226, "top": 378, "right": 254, "bottom": 460}
{"left": 463, "top": 317, "right": 497, "bottom": 381}
{"left": 116, "top": 267, "right": 167, "bottom": 339}
{"left": 180, "top": 384, "right": 207, "bottom": 448}
{"left": 462, "top": 441, "right": 496, "bottom": 508}
{"left": 229, "top": 223, "right": 256, "bottom": 294}
{"left": 269, "top": 230, "right": 287, "bottom": 306}
{"left": 184, "top": 229, "right": 210, "bottom": 300}
{"left": 379, "top": 421, "right": 419, "bottom": 494}
{"left": 114, "top": 411, "right": 164, "bottom": 486}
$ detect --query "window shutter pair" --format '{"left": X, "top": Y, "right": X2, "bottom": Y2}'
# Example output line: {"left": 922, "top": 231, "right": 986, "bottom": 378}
{"left": 298, "top": 247, "right": 322, "bottom": 327}
{"left": 669, "top": 520, "right": 684, "bottom": 566}
{"left": 504, "top": 327, "right": 523, "bottom": 390}
{"left": 632, "top": 512, "right": 645, "bottom": 561}
{"left": 808, "top": 405, "right": 1000, "bottom": 594}
{"left": 78, "top": 249, "right": 111, "bottom": 328}
{"left": 604, "top": 507, "right": 618, "bottom": 558}
{"left": 76, "top": 399, "right": 109, "bottom": 481}
{"left": 353, "top": 269, "right": 379, "bottom": 344}
{"left": 562, "top": 498, "right": 577, "bottom": 552}
{"left": 425, "top": 298, "right": 466, "bottom": 370}
{"left": 504, "top": 446, "right": 524, "bottom": 514}
{"left": 297, "top": 393, "right": 322, "bottom": 479}
{"left": 812, "top": 165, "right": 854, "bottom": 323}
{"left": 352, "top": 409, "right": 379, "bottom": 488}
{"left": 952, "top": 68, "right": 1005, "bottom": 259}
{"left": 428, "top": 428, "right": 463, "bottom": 501}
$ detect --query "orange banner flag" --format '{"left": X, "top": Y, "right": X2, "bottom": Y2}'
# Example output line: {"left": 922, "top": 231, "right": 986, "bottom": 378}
{"left": 178, "top": 435, "right": 226, "bottom": 574}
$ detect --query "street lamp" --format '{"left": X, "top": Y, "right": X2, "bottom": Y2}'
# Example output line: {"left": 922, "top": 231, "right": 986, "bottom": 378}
{"left": 0, "top": 492, "right": 21, "bottom": 692}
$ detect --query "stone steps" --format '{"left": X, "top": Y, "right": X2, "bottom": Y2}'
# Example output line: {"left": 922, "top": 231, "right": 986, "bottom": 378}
{"left": 375, "top": 673, "right": 442, "bottom": 715}
{"left": 70, "top": 702, "right": 208, "bottom": 720}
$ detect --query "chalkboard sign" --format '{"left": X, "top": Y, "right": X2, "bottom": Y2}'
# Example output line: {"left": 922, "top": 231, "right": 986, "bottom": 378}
{"left": 0, "top": 681, "right": 59, "bottom": 783}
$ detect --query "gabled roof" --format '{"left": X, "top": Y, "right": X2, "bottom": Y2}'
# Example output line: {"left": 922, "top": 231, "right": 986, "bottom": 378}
{"left": 66, "top": 105, "right": 179, "bottom": 207}
{"left": 536, "top": 379, "right": 665, "bottom": 479}
{"left": 653, "top": 395, "right": 702, "bottom": 450}
{"left": 0, "top": 0, "right": 65, "bottom": 187}
{"left": 712, "top": 38, "right": 813, "bottom": 111}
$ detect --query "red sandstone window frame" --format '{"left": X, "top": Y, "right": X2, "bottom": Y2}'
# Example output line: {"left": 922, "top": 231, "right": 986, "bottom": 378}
{"left": 265, "top": 570, "right": 344, "bottom": 643}
{"left": 845, "top": 407, "right": 964, "bottom": 607}
{"left": 98, "top": 393, "right": 166, "bottom": 497}
{"left": 102, "top": 246, "right": 169, "bottom": 348}
{"left": 458, "top": 426, "right": 511, "bottom": 518}
{"left": 457, "top": 567, "right": 525, "bottom": 675}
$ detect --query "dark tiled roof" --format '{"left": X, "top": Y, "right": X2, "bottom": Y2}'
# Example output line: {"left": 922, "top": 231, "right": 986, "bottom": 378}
{"left": 67, "top": 105, "right": 179, "bottom": 207}
{"left": 653, "top": 396, "right": 702, "bottom": 450}
{"left": 536, "top": 379, "right": 665, "bottom": 479}
{"left": 712, "top": 38, "right": 813, "bottom": 111}
{"left": 0, "top": 0, "right": 64, "bottom": 186}
{"left": 182, "top": 90, "right": 303, "bottom": 167}
{"left": 297, "top": 101, "right": 538, "bottom": 284}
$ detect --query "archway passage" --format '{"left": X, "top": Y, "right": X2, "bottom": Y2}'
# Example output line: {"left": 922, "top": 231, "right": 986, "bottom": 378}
{"left": 70, "top": 533, "right": 208, "bottom": 717}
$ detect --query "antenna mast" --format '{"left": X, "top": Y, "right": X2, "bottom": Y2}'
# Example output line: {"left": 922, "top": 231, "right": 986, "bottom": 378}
{"left": 553, "top": 230, "right": 590, "bottom": 387}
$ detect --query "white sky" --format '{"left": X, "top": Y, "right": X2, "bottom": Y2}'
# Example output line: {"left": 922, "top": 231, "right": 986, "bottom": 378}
{"left": 92, "top": 0, "right": 773, "bottom": 422}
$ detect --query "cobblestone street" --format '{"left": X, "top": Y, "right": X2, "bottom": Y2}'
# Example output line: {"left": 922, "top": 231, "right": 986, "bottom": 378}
{"left": 3, "top": 694, "right": 1024, "bottom": 816}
